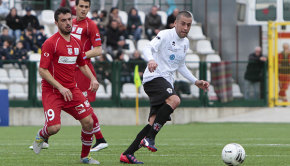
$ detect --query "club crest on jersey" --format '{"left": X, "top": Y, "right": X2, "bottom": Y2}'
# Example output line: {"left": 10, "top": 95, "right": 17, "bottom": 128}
{"left": 72, "top": 26, "right": 76, "bottom": 32}
{"left": 169, "top": 54, "right": 175, "bottom": 60}
{"left": 74, "top": 48, "right": 79, "bottom": 55}
{"left": 76, "top": 27, "right": 83, "bottom": 34}
{"left": 67, "top": 48, "right": 73, "bottom": 55}
{"left": 167, "top": 88, "right": 173, "bottom": 94}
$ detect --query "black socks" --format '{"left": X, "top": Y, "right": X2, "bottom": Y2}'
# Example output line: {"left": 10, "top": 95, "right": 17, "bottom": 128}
{"left": 146, "top": 104, "right": 174, "bottom": 140}
{"left": 123, "top": 124, "right": 151, "bottom": 155}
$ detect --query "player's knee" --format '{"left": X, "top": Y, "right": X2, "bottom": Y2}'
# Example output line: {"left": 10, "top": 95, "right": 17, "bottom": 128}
{"left": 166, "top": 95, "right": 180, "bottom": 109}
{"left": 81, "top": 116, "right": 94, "bottom": 131}
{"left": 47, "top": 124, "right": 61, "bottom": 135}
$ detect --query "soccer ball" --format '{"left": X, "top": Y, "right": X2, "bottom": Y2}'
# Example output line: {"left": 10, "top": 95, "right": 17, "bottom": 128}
{"left": 221, "top": 143, "right": 246, "bottom": 166}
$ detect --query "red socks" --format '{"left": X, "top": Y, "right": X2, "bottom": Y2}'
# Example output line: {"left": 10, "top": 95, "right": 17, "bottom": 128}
{"left": 81, "top": 129, "right": 93, "bottom": 158}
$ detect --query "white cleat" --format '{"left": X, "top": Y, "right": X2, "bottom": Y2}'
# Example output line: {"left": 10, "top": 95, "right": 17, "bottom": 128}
{"left": 32, "top": 130, "right": 45, "bottom": 154}
{"left": 90, "top": 143, "right": 108, "bottom": 152}
{"left": 80, "top": 155, "right": 100, "bottom": 164}
{"left": 29, "top": 142, "right": 49, "bottom": 150}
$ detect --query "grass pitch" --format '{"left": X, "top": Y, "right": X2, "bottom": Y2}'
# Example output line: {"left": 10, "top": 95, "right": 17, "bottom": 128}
{"left": 1, "top": 123, "right": 290, "bottom": 166}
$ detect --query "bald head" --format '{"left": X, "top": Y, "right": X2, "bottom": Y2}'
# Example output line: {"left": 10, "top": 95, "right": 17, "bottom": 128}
{"left": 283, "top": 43, "right": 289, "bottom": 51}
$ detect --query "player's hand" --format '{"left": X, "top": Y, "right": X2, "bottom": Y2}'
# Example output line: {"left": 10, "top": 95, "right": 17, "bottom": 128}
{"left": 89, "top": 79, "right": 99, "bottom": 92}
{"left": 148, "top": 60, "right": 158, "bottom": 72}
{"left": 195, "top": 80, "right": 210, "bottom": 92}
{"left": 59, "top": 87, "right": 73, "bottom": 102}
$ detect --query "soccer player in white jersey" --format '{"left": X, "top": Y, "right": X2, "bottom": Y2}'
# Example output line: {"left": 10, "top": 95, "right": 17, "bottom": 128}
{"left": 120, "top": 11, "right": 209, "bottom": 164}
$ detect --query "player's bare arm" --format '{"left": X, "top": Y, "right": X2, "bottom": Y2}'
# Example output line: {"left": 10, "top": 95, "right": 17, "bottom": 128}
{"left": 84, "top": 46, "right": 102, "bottom": 59}
{"left": 78, "top": 65, "right": 99, "bottom": 92}
{"left": 195, "top": 80, "right": 210, "bottom": 92}
{"left": 148, "top": 60, "right": 158, "bottom": 72}
{"left": 39, "top": 67, "right": 73, "bottom": 101}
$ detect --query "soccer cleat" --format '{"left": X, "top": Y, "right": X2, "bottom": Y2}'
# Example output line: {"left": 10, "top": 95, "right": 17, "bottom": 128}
{"left": 140, "top": 138, "right": 157, "bottom": 152}
{"left": 80, "top": 155, "right": 100, "bottom": 164}
{"left": 32, "top": 130, "right": 46, "bottom": 154}
{"left": 120, "top": 153, "right": 144, "bottom": 164}
{"left": 90, "top": 143, "right": 108, "bottom": 152}
{"left": 29, "top": 142, "right": 49, "bottom": 150}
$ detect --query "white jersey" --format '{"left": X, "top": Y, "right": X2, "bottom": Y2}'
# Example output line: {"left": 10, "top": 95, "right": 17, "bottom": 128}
{"left": 142, "top": 28, "right": 197, "bottom": 86}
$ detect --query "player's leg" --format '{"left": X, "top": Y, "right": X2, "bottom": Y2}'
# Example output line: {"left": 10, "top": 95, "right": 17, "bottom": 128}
{"left": 90, "top": 112, "right": 108, "bottom": 152}
{"left": 141, "top": 78, "right": 180, "bottom": 152}
{"left": 32, "top": 93, "right": 63, "bottom": 154}
{"left": 142, "top": 95, "right": 179, "bottom": 151}
{"left": 120, "top": 120, "right": 153, "bottom": 164}
{"left": 66, "top": 88, "right": 100, "bottom": 164}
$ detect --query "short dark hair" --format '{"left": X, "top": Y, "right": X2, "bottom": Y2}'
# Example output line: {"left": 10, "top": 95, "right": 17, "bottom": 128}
{"left": 76, "top": 0, "right": 91, "bottom": 6}
{"left": 176, "top": 11, "right": 192, "bottom": 20}
{"left": 54, "top": 7, "right": 71, "bottom": 22}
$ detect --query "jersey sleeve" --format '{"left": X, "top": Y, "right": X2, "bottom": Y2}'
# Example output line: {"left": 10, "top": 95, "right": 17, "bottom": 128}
{"left": 88, "top": 20, "right": 102, "bottom": 47}
{"left": 149, "top": 30, "right": 165, "bottom": 52}
{"left": 76, "top": 51, "right": 87, "bottom": 66}
{"left": 39, "top": 41, "right": 54, "bottom": 69}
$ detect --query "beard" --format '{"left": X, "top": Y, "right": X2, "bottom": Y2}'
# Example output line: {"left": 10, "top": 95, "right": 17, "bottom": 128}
{"left": 59, "top": 26, "right": 71, "bottom": 35}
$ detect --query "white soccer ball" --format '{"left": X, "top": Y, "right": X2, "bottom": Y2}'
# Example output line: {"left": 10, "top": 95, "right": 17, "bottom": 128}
{"left": 221, "top": 143, "right": 246, "bottom": 166}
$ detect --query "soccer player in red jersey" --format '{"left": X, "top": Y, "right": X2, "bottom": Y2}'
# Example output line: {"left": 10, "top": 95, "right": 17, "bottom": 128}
{"left": 32, "top": 7, "right": 100, "bottom": 164}
{"left": 71, "top": 0, "right": 108, "bottom": 152}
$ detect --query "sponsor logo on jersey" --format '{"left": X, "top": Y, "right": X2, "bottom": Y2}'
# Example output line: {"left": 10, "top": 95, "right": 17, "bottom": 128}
{"left": 84, "top": 100, "right": 90, "bottom": 107}
{"left": 44, "top": 52, "right": 49, "bottom": 57}
{"left": 76, "top": 27, "right": 83, "bottom": 34}
{"left": 74, "top": 48, "right": 79, "bottom": 55}
{"left": 169, "top": 54, "right": 175, "bottom": 60}
{"left": 58, "top": 56, "right": 77, "bottom": 64}
{"left": 172, "top": 41, "right": 175, "bottom": 46}
{"left": 75, "top": 104, "right": 86, "bottom": 114}
{"left": 167, "top": 88, "right": 173, "bottom": 94}
{"left": 67, "top": 48, "right": 73, "bottom": 55}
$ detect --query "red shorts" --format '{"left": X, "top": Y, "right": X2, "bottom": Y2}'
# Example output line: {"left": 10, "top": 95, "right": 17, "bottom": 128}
{"left": 75, "top": 62, "right": 96, "bottom": 102}
{"left": 42, "top": 87, "right": 93, "bottom": 127}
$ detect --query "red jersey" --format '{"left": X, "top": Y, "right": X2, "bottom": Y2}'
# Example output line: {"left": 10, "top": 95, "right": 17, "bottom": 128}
{"left": 72, "top": 17, "right": 102, "bottom": 102}
{"left": 40, "top": 32, "right": 86, "bottom": 91}
{"left": 72, "top": 17, "right": 102, "bottom": 62}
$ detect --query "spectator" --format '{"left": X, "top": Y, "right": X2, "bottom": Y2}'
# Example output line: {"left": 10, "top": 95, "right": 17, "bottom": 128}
{"left": 36, "top": 25, "right": 47, "bottom": 49}
{"left": 96, "top": 10, "right": 108, "bottom": 41}
{"left": 12, "top": 41, "right": 28, "bottom": 69}
{"left": 244, "top": 46, "right": 267, "bottom": 99}
{"left": 128, "top": 50, "right": 146, "bottom": 79}
{"left": 144, "top": 6, "right": 163, "bottom": 40}
{"left": 0, "top": 40, "right": 12, "bottom": 67}
{"left": 91, "top": 9, "right": 98, "bottom": 23}
{"left": 166, "top": 8, "right": 179, "bottom": 29}
{"left": 21, "top": 6, "right": 40, "bottom": 30}
{"left": 60, "top": 0, "right": 76, "bottom": 16}
{"left": 116, "top": 50, "right": 131, "bottom": 85}
{"left": 0, "top": 0, "right": 9, "bottom": 20}
{"left": 127, "top": 8, "right": 142, "bottom": 41}
{"left": 95, "top": 54, "right": 112, "bottom": 90}
{"left": 278, "top": 43, "right": 290, "bottom": 102}
{"left": 106, "top": 20, "right": 127, "bottom": 58}
{"left": 0, "top": 26, "right": 14, "bottom": 46}
{"left": 5, "top": 7, "right": 23, "bottom": 42}
{"left": 21, "top": 27, "right": 38, "bottom": 53}
{"left": 108, "top": 7, "right": 126, "bottom": 33}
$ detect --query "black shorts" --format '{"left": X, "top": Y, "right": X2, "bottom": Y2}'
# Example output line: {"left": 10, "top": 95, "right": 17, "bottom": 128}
{"left": 143, "top": 77, "right": 177, "bottom": 119}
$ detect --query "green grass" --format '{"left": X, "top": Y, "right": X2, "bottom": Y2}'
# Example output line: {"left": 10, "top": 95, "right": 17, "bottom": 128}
{"left": 1, "top": 123, "right": 290, "bottom": 166}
